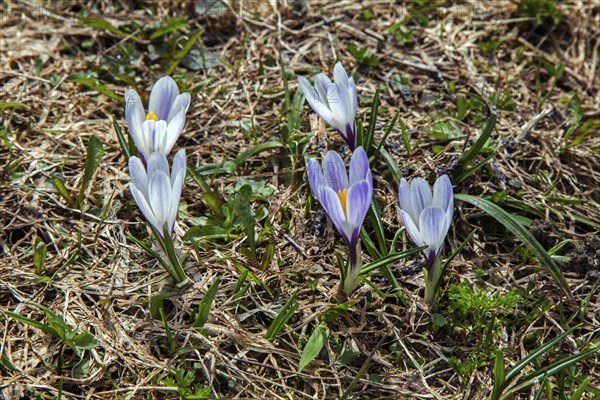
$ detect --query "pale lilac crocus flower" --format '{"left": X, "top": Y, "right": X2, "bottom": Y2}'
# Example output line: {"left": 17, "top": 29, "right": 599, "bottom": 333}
{"left": 307, "top": 146, "right": 373, "bottom": 294}
{"left": 125, "top": 76, "right": 190, "bottom": 163}
{"left": 129, "top": 150, "right": 186, "bottom": 238}
{"left": 298, "top": 62, "right": 358, "bottom": 150}
{"left": 398, "top": 175, "right": 454, "bottom": 305}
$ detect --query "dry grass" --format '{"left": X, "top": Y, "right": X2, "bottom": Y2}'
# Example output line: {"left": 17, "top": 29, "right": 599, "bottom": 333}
{"left": 1, "top": 0, "right": 599, "bottom": 399}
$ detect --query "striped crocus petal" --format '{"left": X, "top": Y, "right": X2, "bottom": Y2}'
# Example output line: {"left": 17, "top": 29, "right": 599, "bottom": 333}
{"left": 346, "top": 180, "right": 372, "bottom": 246}
{"left": 298, "top": 62, "right": 358, "bottom": 149}
{"left": 306, "top": 157, "right": 325, "bottom": 198}
{"left": 148, "top": 76, "right": 179, "bottom": 121}
{"left": 419, "top": 206, "right": 447, "bottom": 266}
{"left": 322, "top": 151, "right": 348, "bottom": 193}
{"left": 318, "top": 185, "right": 352, "bottom": 244}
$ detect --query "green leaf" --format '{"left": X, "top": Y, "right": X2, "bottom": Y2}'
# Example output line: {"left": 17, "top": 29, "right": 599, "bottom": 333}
{"left": 33, "top": 237, "right": 47, "bottom": 275}
{"left": 5, "top": 311, "right": 59, "bottom": 337}
{"left": 51, "top": 176, "right": 75, "bottom": 208}
{"left": 149, "top": 17, "right": 188, "bottom": 40}
{"left": 233, "top": 190, "right": 256, "bottom": 259}
{"left": 298, "top": 322, "right": 329, "bottom": 372}
{"left": 0, "top": 102, "right": 28, "bottom": 109}
{"left": 150, "top": 291, "right": 182, "bottom": 320}
{"left": 72, "top": 332, "right": 98, "bottom": 351}
{"left": 265, "top": 290, "right": 299, "bottom": 339}
{"left": 455, "top": 194, "right": 571, "bottom": 300}
{"left": 319, "top": 300, "right": 361, "bottom": 324}
{"left": 364, "top": 90, "right": 380, "bottom": 152}
{"left": 159, "top": 308, "right": 176, "bottom": 355}
{"left": 78, "top": 136, "right": 104, "bottom": 208}
{"left": 113, "top": 115, "right": 132, "bottom": 160}
{"left": 0, "top": 355, "right": 18, "bottom": 372}
{"left": 183, "top": 225, "right": 228, "bottom": 242}
{"left": 457, "top": 109, "right": 497, "bottom": 169}
{"left": 359, "top": 246, "right": 427, "bottom": 275}
{"left": 79, "top": 16, "right": 131, "bottom": 39}
{"left": 164, "top": 29, "right": 205, "bottom": 75}
{"left": 69, "top": 75, "right": 123, "bottom": 101}
{"left": 193, "top": 277, "right": 220, "bottom": 328}
{"left": 490, "top": 349, "right": 506, "bottom": 400}
{"left": 233, "top": 140, "right": 285, "bottom": 170}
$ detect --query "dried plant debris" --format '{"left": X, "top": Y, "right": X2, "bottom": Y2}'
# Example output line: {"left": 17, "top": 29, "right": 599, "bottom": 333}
{"left": 1, "top": 0, "right": 599, "bottom": 399}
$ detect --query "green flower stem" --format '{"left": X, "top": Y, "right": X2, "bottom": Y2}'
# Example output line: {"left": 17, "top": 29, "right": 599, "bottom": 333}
{"left": 149, "top": 225, "right": 189, "bottom": 287}
{"left": 424, "top": 255, "right": 443, "bottom": 307}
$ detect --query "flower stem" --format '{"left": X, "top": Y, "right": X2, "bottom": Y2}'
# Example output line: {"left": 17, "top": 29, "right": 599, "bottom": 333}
{"left": 342, "top": 240, "right": 362, "bottom": 295}
{"left": 424, "top": 255, "right": 443, "bottom": 307}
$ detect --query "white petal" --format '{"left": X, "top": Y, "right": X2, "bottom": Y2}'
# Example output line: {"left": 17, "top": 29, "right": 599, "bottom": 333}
{"left": 323, "top": 151, "right": 349, "bottom": 192}
{"left": 147, "top": 151, "right": 170, "bottom": 179}
{"left": 306, "top": 157, "right": 324, "bottom": 198}
{"left": 333, "top": 62, "right": 350, "bottom": 88}
{"left": 409, "top": 177, "right": 433, "bottom": 227}
{"left": 171, "top": 149, "right": 187, "bottom": 186}
{"left": 163, "top": 110, "right": 185, "bottom": 155}
{"left": 149, "top": 170, "right": 173, "bottom": 233}
{"left": 299, "top": 76, "right": 335, "bottom": 126}
{"left": 130, "top": 183, "right": 159, "bottom": 231}
{"left": 149, "top": 76, "right": 179, "bottom": 121}
{"left": 124, "top": 89, "right": 145, "bottom": 141}
{"left": 128, "top": 156, "right": 148, "bottom": 195}
{"left": 167, "top": 93, "right": 191, "bottom": 124}
{"left": 168, "top": 169, "right": 184, "bottom": 233}
{"left": 419, "top": 206, "right": 446, "bottom": 255}
{"left": 349, "top": 146, "right": 369, "bottom": 185}
{"left": 399, "top": 209, "right": 424, "bottom": 247}
{"left": 319, "top": 186, "right": 351, "bottom": 244}
{"left": 432, "top": 175, "right": 453, "bottom": 211}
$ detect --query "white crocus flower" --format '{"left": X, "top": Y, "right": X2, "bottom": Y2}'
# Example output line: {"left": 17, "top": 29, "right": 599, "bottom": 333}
{"left": 128, "top": 150, "right": 186, "bottom": 237}
{"left": 124, "top": 76, "right": 190, "bottom": 163}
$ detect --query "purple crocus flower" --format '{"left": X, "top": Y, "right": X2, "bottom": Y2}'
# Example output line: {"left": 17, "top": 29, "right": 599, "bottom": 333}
{"left": 298, "top": 62, "right": 358, "bottom": 150}
{"left": 398, "top": 175, "right": 454, "bottom": 305}
{"left": 307, "top": 146, "right": 372, "bottom": 293}
{"left": 124, "top": 76, "right": 190, "bottom": 163}
{"left": 398, "top": 175, "right": 454, "bottom": 267}
{"left": 128, "top": 150, "right": 186, "bottom": 237}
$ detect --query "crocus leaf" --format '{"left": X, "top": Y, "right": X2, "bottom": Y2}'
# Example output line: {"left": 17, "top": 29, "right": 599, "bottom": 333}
{"left": 265, "top": 290, "right": 299, "bottom": 339}
{"left": 319, "top": 300, "right": 361, "bottom": 324}
{"left": 233, "top": 189, "right": 256, "bottom": 259}
{"left": 112, "top": 115, "right": 132, "bottom": 160}
{"left": 5, "top": 311, "right": 59, "bottom": 337}
{"left": 149, "top": 17, "right": 188, "bottom": 40}
{"left": 193, "top": 277, "right": 220, "bottom": 328}
{"left": 79, "top": 16, "right": 132, "bottom": 39}
{"left": 298, "top": 322, "right": 329, "bottom": 372}
{"left": 0, "top": 102, "right": 28, "bottom": 109}
{"left": 164, "top": 29, "right": 204, "bottom": 75}
{"left": 33, "top": 237, "right": 47, "bottom": 275}
{"left": 78, "top": 136, "right": 104, "bottom": 208}
{"left": 455, "top": 194, "right": 572, "bottom": 300}
{"left": 51, "top": 176, "right": 75, "bottom": 208}
{"left": 68, "top": 75, "right": 123, "bottom": 101}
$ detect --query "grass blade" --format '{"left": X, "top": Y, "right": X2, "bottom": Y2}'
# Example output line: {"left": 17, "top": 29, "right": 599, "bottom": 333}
{"left": 113, "top": 115, "right": 132, "bottom": 160}
{"left": 364, "top": 89, "right": 380, "bottom": 152}
{"left": 193, "top": 277, "right": 220, "bottom": 328}
{"left": 455, "top": 194, "right": 572, "bottom": 300}
{"left": 265, "top": 290, "right": 299, "bottom": 339}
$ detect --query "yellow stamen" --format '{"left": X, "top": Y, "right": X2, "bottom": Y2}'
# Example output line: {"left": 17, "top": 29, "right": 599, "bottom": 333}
{"left": 337, "top": 188, "right": 348, "bottom": 217}
{"left": 146, "top": 111, "right": 158, "bottom": 121}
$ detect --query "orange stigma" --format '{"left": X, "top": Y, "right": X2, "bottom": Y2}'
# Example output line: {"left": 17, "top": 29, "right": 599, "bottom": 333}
{"left": 146, "top": 111, "right": 158, "bottom": 121}
{"left": 337, "top": 188, "right": 348, "bottom": 216}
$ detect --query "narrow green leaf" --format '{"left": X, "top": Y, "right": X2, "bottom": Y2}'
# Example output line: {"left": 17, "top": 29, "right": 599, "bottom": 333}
{"left": 505, "top": 325, "right": 580, "bottom": 384}
{"left": 5, "top": 311, "right": 59, "bottom": 337}
{"left": 457, "top": 109, "right": 497, "bottom": 168}
{"left": 78, "top": 136, "right": 104, "bottom": 208}
{"left": 265, "top": 290, "right": 299, "bottom": 339}
{"left": 364, "top": 90, "right": 380, "bottom": 152}
{"left": 112, "top": 115, "right": 132, "bottom": 160}
{"left": 0, "top": 355, "right": 18, "bottom": 372}
{"left": 372, "top": 109, "right": 400, "bottom": 160}
{"left": 126, "top": 233, "right": 177, "bottom": 279}
{"left": 568, "top": 377, "right": 592, "bottom": 400}
{"left": 455, "top": 194, "right": 572, "bottom": 299}
{"left": 0, "top": 102, "right": 28, "bottom": 109}
{"left": 69, "top": 75, "right": 123, "bottom": 101}
{"left": 51, "top": 176, "right": 75, "bottom": 208}
{"left": 159, "top": 308, "right": 176, "bottom": 355}
{"left": 233, "top": 140, "right": 285, "bottom": 170}
{"left": 359, "top": 246, "right": 427, "bottom": 275}
{"left": 33, "top": 237, "right": 47, "bottom": 275}
{"left": 379, "top": 148, "right": 402, "bottom": 181}
{"left": 298, "top": 322, "right": 329, "bottom": 372}
{"left": 72, "top": 332, "right": 98, "bottom": 351}
{"left": 149, "top": 17, "right": 188, "bottom": 40}
{"left": 183, "top": 225, "right": 228, "bottom": 242}
{"left": 193, "top": 277, "right": 220, "bottom": 328}
{"left": 233, "top": 190, "right": 256, "bottom": 259}
{"left": 165, "top": 29, "right": 204, "bottom": 75}
{"left": 79, "top": 16, "right": 131, "bottom": 39}
{"left": 490, "top": 348, "right": 506, "bottom": 400}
